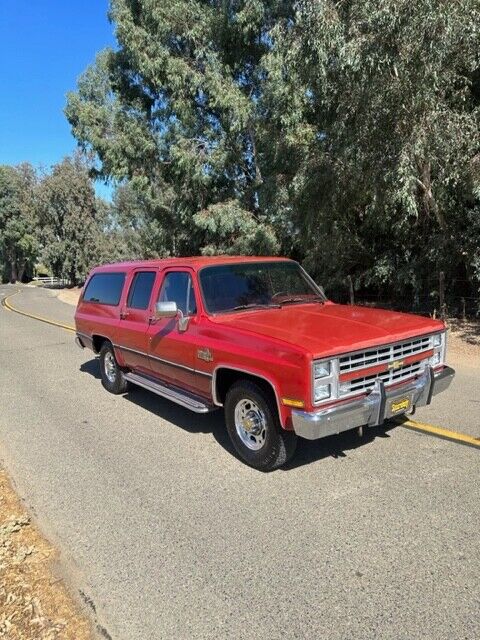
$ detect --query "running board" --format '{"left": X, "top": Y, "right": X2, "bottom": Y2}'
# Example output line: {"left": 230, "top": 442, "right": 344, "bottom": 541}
{"left": 124, "top": 372, "right": 213, "bottom": 413}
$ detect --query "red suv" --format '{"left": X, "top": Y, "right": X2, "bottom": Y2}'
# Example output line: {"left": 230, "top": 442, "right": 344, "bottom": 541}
{"left": 75, "top": 257, "right": 454, "bottom": 470}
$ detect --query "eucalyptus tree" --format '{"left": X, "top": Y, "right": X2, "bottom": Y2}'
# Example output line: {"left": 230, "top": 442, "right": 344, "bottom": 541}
{"left": 262, "top": 0, "right": 480, "bottom": 297}
{"left": 0, "top": 163, "right": 39, "bottom": 282}
{"left": 37, "top": 156, "right": 101, "bottom": 284}
{"left": 66, "top": 0, "right": 294, "bottom": 256}
{"left": 66, "top": 0, "right": 479, "bottom": 302}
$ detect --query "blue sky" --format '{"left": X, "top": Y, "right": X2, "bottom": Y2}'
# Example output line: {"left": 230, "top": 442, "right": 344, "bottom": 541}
{"left": 0, "top": 1, "right": 115, "bottom": 198}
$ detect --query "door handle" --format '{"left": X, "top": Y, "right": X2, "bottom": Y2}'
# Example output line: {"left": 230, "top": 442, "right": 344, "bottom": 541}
{"left": 120, "top": 310, "right": 129, "bottom": 320}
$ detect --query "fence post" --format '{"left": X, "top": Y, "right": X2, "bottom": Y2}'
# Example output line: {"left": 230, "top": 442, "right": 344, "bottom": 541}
{"left": 439, "top": 271, "right": 446, "bottom": 319}
{"left": 461, "top": 297, "right": 466, "bottom": 321}
{"left": 347, "top": 275, "right": 354, "bottom": 305}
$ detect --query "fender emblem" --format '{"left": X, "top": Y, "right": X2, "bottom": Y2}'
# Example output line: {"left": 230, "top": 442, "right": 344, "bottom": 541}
{"left": 197, "top": 347, "right": 213, "bottom": 362}
{"left": 388, "top": 359, "right": 404, "bottom": 370}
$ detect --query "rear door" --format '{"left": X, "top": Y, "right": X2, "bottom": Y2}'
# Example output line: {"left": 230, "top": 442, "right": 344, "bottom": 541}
{"left": 117, "top": 269, "right": 158, "bottom": 374}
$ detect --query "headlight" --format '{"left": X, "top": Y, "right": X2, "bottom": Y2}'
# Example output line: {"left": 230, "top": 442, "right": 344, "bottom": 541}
{"left": 314, "top": 361, "right": 330, "bottom": 378}
{"left": 429, "top": 332, "right": 446, "bottom": 368}
{"left": 314, "top": 382, "right": 331, "bottom": 401}
{"left": 312, "top": 358, "right": 338, "bottom": 404}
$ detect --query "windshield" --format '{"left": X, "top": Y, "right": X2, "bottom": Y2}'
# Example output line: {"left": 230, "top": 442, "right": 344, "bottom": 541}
{"left": 199, "top": 261, "right": 325, "bottom": 314}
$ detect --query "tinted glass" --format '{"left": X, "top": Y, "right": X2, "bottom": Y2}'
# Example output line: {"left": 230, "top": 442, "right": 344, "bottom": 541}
{"left": 159, "top": 272, "right": 197, "bottom": 315}
{"left": 83, "top": 273, "right": 125, "bottom": 306}
{"left": 199, "top": 262, "right": 324, "bottom": 313}
{"left": 127, "top": 271, "right": 156, "bottom": 310}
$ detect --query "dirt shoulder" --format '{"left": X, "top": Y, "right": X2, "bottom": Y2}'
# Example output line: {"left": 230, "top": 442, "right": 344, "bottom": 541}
{"left": 56, "top": 288, "right": 82, "bottom": 307}
{"left": 447, "top": 319, "right": 480, "bottom": 368}
{"left": 0, "top": 467, "right": 93, "bottom": 639}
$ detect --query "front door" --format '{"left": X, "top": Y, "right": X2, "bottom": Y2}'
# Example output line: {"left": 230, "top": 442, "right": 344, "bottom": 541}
{"left": 147, "top": 269, "right": 199, "bottom": 393}
{"left": 117, "top": 269, "right": 158, "bottom": 374}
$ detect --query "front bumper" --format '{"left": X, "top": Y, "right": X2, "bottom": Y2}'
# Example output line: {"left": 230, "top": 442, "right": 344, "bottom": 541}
{"left": 292, "top": 365, "right": 455, "bottom": 440}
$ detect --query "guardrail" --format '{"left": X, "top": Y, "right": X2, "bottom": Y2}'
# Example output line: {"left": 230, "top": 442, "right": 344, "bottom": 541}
{"left": 32, "top": 276, "right": 71, "bottom": 287}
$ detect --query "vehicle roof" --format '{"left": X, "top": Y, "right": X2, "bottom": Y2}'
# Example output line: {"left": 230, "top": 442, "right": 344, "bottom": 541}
{"left": 91, "top": 255, "right": 293, "bottom": 273}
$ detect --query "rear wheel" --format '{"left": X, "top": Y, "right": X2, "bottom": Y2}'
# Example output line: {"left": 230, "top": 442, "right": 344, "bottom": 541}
{"left": 99, "top": 342, "right": 129, "bottom": 394}
{"left": 224, "top": 381, "right": 297, "bottom": 471}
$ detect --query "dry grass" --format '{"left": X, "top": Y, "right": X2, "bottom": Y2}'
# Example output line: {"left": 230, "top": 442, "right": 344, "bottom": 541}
{"left": 0, "top": 468, "right": 93, "bottom": 639}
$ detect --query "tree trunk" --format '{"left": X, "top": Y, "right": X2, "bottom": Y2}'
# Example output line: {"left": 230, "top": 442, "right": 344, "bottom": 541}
{"left": 52, "top": 260, "right": 62, "bottom": 279}
{"left": 248, "top": 127, "right": 263, "bottom": 187}
{"left": 10, "top": 261, "right": 18, "bottom": 284}
{"left": 17, "top": 258, "right": 26, "bottom": 283}
{"left": 415, "top": 161, "right": 447, "bottom": 232}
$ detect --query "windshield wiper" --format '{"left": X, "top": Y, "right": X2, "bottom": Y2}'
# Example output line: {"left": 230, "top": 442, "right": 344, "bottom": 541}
{"left": 232, "top": 303, "right": 281, "bottom": 311}
{"left": 278, "top": 296, "right": 325, "bottom": 306}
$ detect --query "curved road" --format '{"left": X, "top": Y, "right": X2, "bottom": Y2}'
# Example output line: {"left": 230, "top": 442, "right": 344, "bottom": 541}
{"left": 0, "top": 284, "right": 478, "bottom": 640}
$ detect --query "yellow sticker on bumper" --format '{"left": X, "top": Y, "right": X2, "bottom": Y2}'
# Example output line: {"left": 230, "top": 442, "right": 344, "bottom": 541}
{"left": 391, "top": 398, "right": 410, "bottom": 414}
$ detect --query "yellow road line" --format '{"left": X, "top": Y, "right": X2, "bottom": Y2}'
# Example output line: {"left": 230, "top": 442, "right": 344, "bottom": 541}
{"left": 398, "top": 417, "right": 480, "bottom": 449}
{"left": 2, "top": 290, "right": 75, "bottom": 333}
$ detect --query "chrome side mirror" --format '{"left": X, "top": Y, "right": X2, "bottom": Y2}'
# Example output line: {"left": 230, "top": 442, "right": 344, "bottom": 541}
{"left": 155, "top": 301, "right": 178, "bottom": 319}
{"left": 154, "top": 301, "right": 190, "bottom": 332}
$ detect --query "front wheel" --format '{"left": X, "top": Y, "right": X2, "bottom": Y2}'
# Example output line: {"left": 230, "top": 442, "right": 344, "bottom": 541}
{"left": 224, "top": 381, "right": 297, "bottom": 471}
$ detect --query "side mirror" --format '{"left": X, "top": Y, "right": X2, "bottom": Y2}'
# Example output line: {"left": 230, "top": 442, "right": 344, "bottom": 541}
{"left": 155, "top": 301, "right": 178, "bottom": 319}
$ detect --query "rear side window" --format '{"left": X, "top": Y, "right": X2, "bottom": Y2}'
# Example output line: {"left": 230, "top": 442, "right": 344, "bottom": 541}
{"left": 127, "top": 271, "right": 156, "bottom": 309}
{"left": 83, "top": 273, "right": 125, "bottom": 306}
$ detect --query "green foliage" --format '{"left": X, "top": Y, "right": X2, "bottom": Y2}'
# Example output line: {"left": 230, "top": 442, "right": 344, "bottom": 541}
{"left": 62, "top": 0, "right": 480, "bottom": 305}
{"left": 262, "top": 0, "right": 480, "bottom": 299}
{"left": 193, "top": 200, "right": 279, "bottom": 255}
{"left": 0, "top": 164, "right": 39, "bottom": 282}
{"left": 0, "top": 156, "right": 138, "bottom": 286}
{"left": 109, "top": 180, "right": 181, "bottom": 258}
{"left": 65, "top": 1, "right": 294, "bottom": 257}
{"left": 36, "top": 156, "right": 103, "bottom": 284}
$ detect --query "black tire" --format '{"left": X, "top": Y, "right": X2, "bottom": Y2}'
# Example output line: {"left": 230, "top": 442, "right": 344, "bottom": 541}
{"left": 99, "top": 341, "right": 129, "bottom": 394}
{"left": 224, "top": 380, "right": 297, "bottom": 471}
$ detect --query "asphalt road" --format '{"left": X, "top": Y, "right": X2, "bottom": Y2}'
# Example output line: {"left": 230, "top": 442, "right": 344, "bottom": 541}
{"left": 0, "top": 284, "right": 479, "bottom": 640}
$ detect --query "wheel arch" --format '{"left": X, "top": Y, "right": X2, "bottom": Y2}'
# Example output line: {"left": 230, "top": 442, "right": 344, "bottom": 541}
{"left": 92, "top": 333, "right": 117, "bottom": 355}
{"left": 91, "top": 334, "right": 109, "bottom": 354}
{"left": 94, "top": 335, "right": 128, "bottom": 369}
{"left": 212, "top": 366, "right": 287, "bottom": 428}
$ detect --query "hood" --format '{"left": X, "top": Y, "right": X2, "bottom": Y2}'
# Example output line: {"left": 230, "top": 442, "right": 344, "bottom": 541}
{"left": 211, "top": 302, "right": 444, "bottom": 358}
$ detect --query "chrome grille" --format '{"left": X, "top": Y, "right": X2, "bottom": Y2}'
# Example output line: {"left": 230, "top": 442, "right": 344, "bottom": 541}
{"left": 339, "top": 360, "right": 425, "bottom": 397}
{"left": 339, "top": 335, "right": 432, "bottom": 374}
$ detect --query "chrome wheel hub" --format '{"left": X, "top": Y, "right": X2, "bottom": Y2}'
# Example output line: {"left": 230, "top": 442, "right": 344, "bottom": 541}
{"left": 104, "top": 351, "right": 117, "bottom": 383}
{"left": 234, "top": 399, "right": 267, "bottom": 451}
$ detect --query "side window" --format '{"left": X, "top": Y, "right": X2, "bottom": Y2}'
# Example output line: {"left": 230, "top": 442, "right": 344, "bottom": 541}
{"left": 158, "top": 272, "right": 197, "bottom": 316}
{"left": 83, "top": 273, "right": 125, "bottom": 306}
{"left": 127, "top": 271, "right": 156, "bottom": 310}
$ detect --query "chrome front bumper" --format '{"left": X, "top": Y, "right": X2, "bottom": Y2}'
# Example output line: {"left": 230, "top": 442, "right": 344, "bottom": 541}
{"left": 292, "top": 366, "right": 455, "bottom": 440}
